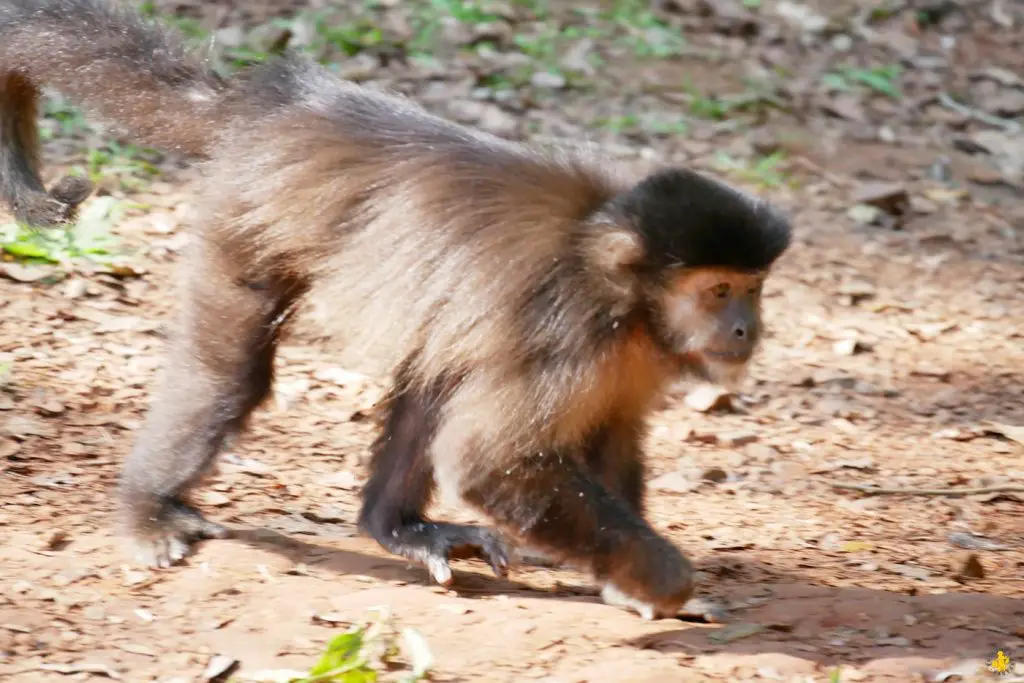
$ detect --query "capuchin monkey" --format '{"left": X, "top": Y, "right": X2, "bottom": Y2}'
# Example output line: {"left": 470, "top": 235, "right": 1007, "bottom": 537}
{"left": 0, "top": 0, "right": 792, "bottom": 620}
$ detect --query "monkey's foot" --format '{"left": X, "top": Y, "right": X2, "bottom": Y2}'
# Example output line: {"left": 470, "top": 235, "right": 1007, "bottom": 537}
{"left": 126, "top": 500, "right": 231, "bottom": 568}
{"left": 15, "top": 176, "right": 95, "bottom": 228}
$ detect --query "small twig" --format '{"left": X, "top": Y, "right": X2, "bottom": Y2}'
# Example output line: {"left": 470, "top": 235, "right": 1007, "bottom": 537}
{"left": 830, "top": 482, "right": 1024, "bottom": 497}
{"left": 789, "top": 156, "right": 852, "bottom": 188}
{"left": 937, "top": 92, "right": 1022, "bottom": 133}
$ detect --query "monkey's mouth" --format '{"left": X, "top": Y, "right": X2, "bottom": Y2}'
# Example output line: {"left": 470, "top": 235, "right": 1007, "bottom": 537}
{"left": 704, "top": 350, "right": 752, "bottom": 363}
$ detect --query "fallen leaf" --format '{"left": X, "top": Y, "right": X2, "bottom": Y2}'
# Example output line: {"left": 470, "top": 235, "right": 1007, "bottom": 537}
{"left": 882, "top": 562, "right": 931, "bottom": 581}
{"left": 851, "top": 182, "right": 909, "bottom": 215}
{"left": 810, "top": 457, "right": 876, "bottom": 473}
{"left": 911, "top": 364, "right": 951, "bottom": 381}
{"left": 311, "top": 612, "right": 349, "bottom": 625}
{"left": 220, "top": 455, "right": 274, "bottom": 476}
{"left": 679, "top": 596, "right": 729, "bottom": 624}
{"left": 118, "top": 642, "right": 156, "bottom": 657}
{"left": 876, "top": 636, "right": 911, "bottom": 647}
{"left": 832, "top": 338, "right": 870, "bottom": 356}
{"left": 836, "top": 279, "right": 876, "bottom": 303}
{"left": 717, "top": 431, "right": 759, "bottom": 447}
{"left": 979, "top": 89, "right": 1024, "bottom": 117}
{"left": 947, "top": 532, "right": 1008, "bottom": 551}
{"left": 953, "top": 553, "right": 985, "bottom": 580}
{"left": 684, "top": 384, "right": 734, "bottom": 413}
{"left": 530, "top": 71, "right": 566, "bottom": 89}
{"left": 823, "top": 94, "right": 866, "bottom": 122}
{"left": 1, "top": 262, "right": 54, "bottom": 282}
{"left": 650, "top": 471, "right": 700, "bottom": 493}
{"left": 39, "top": 529, "right": 70, "bottom": 551}
{"left": 437, "top": 603, "right": 471, "bottom": 615}
{"left": 933, "top": 660, "right": 989, "bottom": 681}
{"left": 313, "top": 366, "right": 372, "bottom": 387}
{"left": 202, "top": 655, "right": 240, "bottom": 683}
{"left": 242, "top": 670, "right": 312, "bottom": 683}
{"left": 847, "top": 203, "right": 882, "bottom": 226}
{"left": 402, "top": 627, "right": 435, "bottom": 680}
{"left": 701, "top": 467, "right": 729, "bottom": 484}
{"left": 120, "top": 567, "right": 151, "bottom": 587}
{"left": 839, "top": 541, "right": 873, "bottom": 553}
{"left": 774, "top": 1, "right": 827, "bottom": 32}
{"left": 197, "top": 491, "right": 232, "bottom": 507}
{"left": 38, "top": 662, "right": 120, "bottom": 679}
{"left": 970, "top": 66, "right": 1023, "bottom": 88}
{"left": 320, "top": 471, "right": 361, "bottom": 489}
{"left": 906, "top": 321, "right": 958, "bottom": 341}
{"left": 981, "top": 421, "right": 1024, "bottom": 446}
{"left": 932, "top": 427, "right": 978, "bottom": 442}
{"left": 3, "top": 414, "right": 57, "bottom": 439}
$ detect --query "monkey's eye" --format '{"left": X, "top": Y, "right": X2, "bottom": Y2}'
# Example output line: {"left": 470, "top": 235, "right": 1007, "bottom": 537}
{"left": 747, "top": 282, "right": 763, "bottom": 295}
{"left": 709, "top": 283, "right": 731, "bottom": 299}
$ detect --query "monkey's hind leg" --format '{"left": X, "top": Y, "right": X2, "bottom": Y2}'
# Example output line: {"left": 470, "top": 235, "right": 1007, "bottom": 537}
{"left": 357, "top": 384, "right": 510, "bottom": 587}
{"left": 118, "top": 238, "right": 297, "bottom": 568}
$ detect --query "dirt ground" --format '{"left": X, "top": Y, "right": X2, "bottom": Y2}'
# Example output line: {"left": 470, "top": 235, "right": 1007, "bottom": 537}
{"left": 1, "top": 1, "right": 1023, "bottom": 681}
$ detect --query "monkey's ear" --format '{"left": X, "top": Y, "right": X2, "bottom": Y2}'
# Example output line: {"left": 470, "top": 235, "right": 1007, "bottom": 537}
{"left": 579, "top": 216, "right": 646, "bottom": 311}
{"left": 581, "top": 215, "right": 645, "bottom": 276}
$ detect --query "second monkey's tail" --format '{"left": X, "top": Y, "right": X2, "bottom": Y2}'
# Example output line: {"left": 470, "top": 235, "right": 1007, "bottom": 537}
{"left": 0, "top": 0, "right": 239, "bottom": 225}
{"left": 0, "top": 0, "right": 228, "bottom": 157}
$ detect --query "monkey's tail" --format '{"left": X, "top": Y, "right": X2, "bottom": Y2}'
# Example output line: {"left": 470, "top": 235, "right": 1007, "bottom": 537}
{"left": 0, "top": 0, "right": 237, "bottom": 225}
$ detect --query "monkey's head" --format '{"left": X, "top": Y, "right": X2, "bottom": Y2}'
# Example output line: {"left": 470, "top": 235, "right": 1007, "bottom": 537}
{"left": 584, "top": 167, "right": 792, "bottom": 389}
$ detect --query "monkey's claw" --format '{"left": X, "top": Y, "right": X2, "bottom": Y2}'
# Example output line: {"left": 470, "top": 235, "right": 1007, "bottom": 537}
{"left": 425, "top": 525, "right": 510, "bottom": 586}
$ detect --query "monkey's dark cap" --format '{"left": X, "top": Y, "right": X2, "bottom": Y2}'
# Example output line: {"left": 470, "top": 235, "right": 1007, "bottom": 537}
{"left": 611, "top": 167, "right": 793, "bottom": 272}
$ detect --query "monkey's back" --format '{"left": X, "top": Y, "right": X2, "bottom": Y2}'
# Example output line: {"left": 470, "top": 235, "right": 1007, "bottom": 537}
{"left": 195, "top": 63, "right": 623, "bottom": 388}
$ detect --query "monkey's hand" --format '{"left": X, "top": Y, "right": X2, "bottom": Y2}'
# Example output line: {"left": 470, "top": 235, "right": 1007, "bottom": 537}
{"left": 360, "top": 518, "right": 510, "bottom": 587}
{"left": 599, "top": 537, "right": 696, "bottom": 620}
{"left": 125, "top": 499, "right": 231, "bottom": 568}
{"left": 15, "top": 176, "right": 95, "bottom": 229}
{"left": 423, "top": 523, "right": 511, "bottom": 586}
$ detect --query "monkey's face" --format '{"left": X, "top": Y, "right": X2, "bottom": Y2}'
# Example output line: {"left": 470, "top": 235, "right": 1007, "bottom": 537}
{"left": 658, "top": 267, "right": 766, "bottom": 389}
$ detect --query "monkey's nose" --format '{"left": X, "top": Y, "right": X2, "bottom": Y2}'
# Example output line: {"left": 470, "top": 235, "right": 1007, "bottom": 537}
{"left": 731, "top": 323, "right": 747, "bottom": 339}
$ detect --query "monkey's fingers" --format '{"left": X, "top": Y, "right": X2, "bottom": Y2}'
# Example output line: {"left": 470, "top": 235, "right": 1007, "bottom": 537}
{"left": 445, "top": 528, "right": 511, "bottom": 579}
{"left": 133, "top": 533, "right": 193, "bottom": 569}
{"left": 427, "top": 556, "right": 454, "bottom": 587}
{"left": 479, "top": 533, "right": 511, "bottom": 579}
{"left": 127, "top": 501, "right": 231, "bottom": 568}
{"left": 423, "top": 525, "right": 511, "bottom": 584}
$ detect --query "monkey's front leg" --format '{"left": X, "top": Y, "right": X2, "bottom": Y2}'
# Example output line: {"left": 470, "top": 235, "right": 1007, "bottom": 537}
{"left": 460, "top": 448, "right": 695, "bottom": 620}
{"left": 356, "top": 387, "right": 510, "bottom": 586}
{"left": 583, "top": 420, "right": 646, "bottom": 515}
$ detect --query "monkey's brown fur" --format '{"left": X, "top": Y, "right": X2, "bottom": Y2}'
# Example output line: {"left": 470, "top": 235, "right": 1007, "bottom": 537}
{"left": 0, "top": 0, "right": 792, "bottom": 620}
